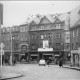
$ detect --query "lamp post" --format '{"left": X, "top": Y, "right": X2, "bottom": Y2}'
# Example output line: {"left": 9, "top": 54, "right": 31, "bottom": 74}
{"left": 10, "top": 27, "right": 14, "bottom": 65}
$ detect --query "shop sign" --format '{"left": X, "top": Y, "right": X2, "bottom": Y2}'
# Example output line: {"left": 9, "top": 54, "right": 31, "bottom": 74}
{"left": 78, "top": 48, "right": 80, "bottom": 54}
{"left": 38, "top": 48, "right": 53, "bottom": 52}
{"left": 71, "top": 50, "right": 78, "bottom": 53}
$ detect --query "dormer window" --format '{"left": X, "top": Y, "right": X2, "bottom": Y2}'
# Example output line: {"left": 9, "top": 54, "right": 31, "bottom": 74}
{"left": 56, "top": 24, "right": 61, "bottom": 29}
{"left": 41, "top": 26, "right": 44, "bottom": 30}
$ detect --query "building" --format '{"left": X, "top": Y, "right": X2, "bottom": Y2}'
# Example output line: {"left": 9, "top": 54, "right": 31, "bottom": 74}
{"left": 0, "top": 3, "right": 3, "bottom": 67}
{"left": 70, "top": 6, "right": 80, "bottom": 66}
{"left": 29, "top": 14, "right": 70, "bottom": 62}
{"left": 1, "top": 23, "right": 29, "bottom": 62}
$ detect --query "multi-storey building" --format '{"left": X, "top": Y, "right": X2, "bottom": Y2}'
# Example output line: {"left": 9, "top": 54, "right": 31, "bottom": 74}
{"left": 70, "top": 6, "right": 80, "bottom": 66}
{"left": 19, "top": 23, "right": 29, "bottom": 61}
{"left": 1, "top": 23, "right": 29, "bottom": 62}
{"left": 29, "top": 14, "right": 70, "bottom": 62}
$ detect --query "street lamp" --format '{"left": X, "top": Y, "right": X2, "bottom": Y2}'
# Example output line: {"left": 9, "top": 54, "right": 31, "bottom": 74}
{"left": 10, "top": 27, "right": 14, "bottom": 65}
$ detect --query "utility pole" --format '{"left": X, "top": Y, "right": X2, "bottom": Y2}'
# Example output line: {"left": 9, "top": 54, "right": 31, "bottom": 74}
{"left": 10, "top": 27, "right": 13, "bottom": 65}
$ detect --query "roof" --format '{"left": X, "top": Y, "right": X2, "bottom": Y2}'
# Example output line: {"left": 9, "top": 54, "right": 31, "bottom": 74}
{"left": 70, "top": 5, "right": 80, "bottom": 28}
{"left": 45, "top": 14, "right": 55, "bottom": 23}
{"left": 72, "top": 20, "right": 80, "bottom": 28}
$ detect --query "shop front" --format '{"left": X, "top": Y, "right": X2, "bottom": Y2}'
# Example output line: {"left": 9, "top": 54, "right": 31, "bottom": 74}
{"left": 71, "top": 50, "right": 79, "bottom": 66}
{"left": 38, "top": 48, "right": 53, "bottom": 61}
{"left": 20, "top": 44, "right": 28, "bottom": 62}
{"left": 30, "top": 53, "right": 38, "bottom": 61}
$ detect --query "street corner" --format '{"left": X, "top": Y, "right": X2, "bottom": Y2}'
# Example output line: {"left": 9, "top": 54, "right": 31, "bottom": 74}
{"left": 0, "top": 73, "right": 22, "bottom": 80}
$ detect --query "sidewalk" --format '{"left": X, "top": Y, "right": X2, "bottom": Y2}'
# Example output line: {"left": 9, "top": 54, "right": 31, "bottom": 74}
{"left": 0, "top": 65, "right": 22, "bottom": 80}
{"left": 63, "top": 64, "right": 80, "bottom": 71}
{"left": 0, "top": 73, "right": 22, "bottom": 80}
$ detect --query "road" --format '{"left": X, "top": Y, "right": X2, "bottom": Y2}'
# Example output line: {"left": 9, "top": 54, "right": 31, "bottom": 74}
{"left": 3, "top": 63, "right": 80, "bottom": 80}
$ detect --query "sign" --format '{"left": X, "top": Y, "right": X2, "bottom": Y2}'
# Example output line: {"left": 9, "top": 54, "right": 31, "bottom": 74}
{"left": 71, "top": 50, "right": 78, "bottom": 54}
{"left": 43, "top": 40, "right": 49, "bottom": 48}
{"left": 0, "top": 50, "right": 4, "bottom": 55}
{"left": 0, "top": 43, "right": 4, "bottom": 49}
{"left": 78, "top": 48, "right": 80, "bottom": 54}
{"left": 38, "top": 48, "right": 53, "bottom": 52}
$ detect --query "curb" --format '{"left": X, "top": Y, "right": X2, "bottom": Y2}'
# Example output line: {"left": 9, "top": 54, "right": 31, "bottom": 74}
{"left": 0, "top": 74, "right": 23, "bottom": 80}
{"left": 63, "top": 66, "right": 80, "bottom": 71}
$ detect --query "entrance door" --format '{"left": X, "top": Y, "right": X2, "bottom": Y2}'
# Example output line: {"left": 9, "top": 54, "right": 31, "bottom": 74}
{"left": 39, "top": 53, "right": 43, "bottom": 60}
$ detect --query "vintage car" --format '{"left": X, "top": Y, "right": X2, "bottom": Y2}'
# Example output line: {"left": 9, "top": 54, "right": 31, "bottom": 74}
{"left": 39, "top": 59, "right": 46, "bottom": 66}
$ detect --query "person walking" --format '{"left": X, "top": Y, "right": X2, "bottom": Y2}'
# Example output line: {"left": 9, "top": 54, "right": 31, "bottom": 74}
{"left": 59, "top": 60, "right": 63, "bottom": 67}
{"left": 47, "top": 59, "right": 50, "bottom": 67}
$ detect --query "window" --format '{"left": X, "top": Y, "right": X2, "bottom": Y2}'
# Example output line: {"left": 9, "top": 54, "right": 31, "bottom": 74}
{"left": 20, "top": 27, "right": 23, "bottom": 32}
{"left": 48, "top": 33, "right": 51, "bottom": 39}
{"left": 49, "top": 43, "right": 52, "bottom": 48}
{"left": 56, "top": 24, "right": 61, "bottom": 29}
{"left": 6, "top": 27, "right": 10, "bottom": 32}
{"left": 72, "top": 43, "right": 74, "bottom": 50}
{"left": 32, "top": 34, "right": 37, "bottom": 40}
{"left": 21, "top": 45, "right": 27, "bottom": 51}
{"left": 25, "top": 26, "right": 27, "bottom": 31}
{"left": 76, "top": 43, "right": 78, "bottom": 49}
{"left": 40, "top": 35, "right": 44, "bottom": 39}
{"left": 2, "top": 28, "right": 6, "bottom": 33}
{"left": 12, "top": 27, "right": 15, "bottom": 31}
{"left": 40, "top": 43, "right": 43, "bottom": 48}
{"left": 41, "top": 26, "right": 44, "bottom": 30}
{"left": 55, "top": 43, "right": 61, "bottom": 50}
{"left": 6, "top": 34, "right": 10, "bottom": 41}
{"left": 56, "top": 33, "right": 61, "bottom": 38}
{"left": 31, "top": 44, "right": 36, "bottom": 49}
{"left": 73, "top": 30, "right": 74, "bottom": 37}
{"left": 14, "top": 43, "right": 18, "bottom": 50}
{"left": 77, "top": 29, "right": 78, "bottom": 36}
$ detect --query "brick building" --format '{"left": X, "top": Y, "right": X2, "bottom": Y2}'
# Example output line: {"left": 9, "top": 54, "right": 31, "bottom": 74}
{"left": 1, "top": 12, "right": 71, "bottom": 63}
{"left": 29, "top": 14, "right": 70, "bottom": 62}
{"left": 1, "top": 23, "right": 29, "bottom": 62}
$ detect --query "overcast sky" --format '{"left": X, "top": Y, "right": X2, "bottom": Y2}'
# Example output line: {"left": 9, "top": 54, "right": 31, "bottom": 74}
{"left": 0, "top": 1, "right": 80, "bottom": 27}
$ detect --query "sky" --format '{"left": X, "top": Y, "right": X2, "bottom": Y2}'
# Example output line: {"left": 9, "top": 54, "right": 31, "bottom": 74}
{"left": 0, "top": 1, "right": 80, "bottom": 27}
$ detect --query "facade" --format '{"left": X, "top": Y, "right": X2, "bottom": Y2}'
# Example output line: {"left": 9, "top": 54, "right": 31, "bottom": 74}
{"left": 1, "top": 24, "right": 29, "bottom": 62}
{"left": 1, "top": 13, "right": 71, "bottom": 63}
{"left": 70, "top": 6, "right": 80, "bottom": 67}
{"left": 70, "top": 23, "right": 80, "bottom": 66}
{"left": 29, "top": 14, "right": 70, "bottom": 62}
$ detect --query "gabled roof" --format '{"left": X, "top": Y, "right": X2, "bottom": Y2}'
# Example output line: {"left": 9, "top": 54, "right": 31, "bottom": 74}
{"left": 29, "top": 20, "right": 36, "bottom": 25}
{"left": 45, "top": 14, "right": 55, "bottom": 23}
{"left": 29, "top": 14, "right": 44, "bottom": 24}
{"left": 39, "top": 16, "right": 52, "bottom": 24}
{"left": 54, "top": 17, "right": 62, "bottom": 23}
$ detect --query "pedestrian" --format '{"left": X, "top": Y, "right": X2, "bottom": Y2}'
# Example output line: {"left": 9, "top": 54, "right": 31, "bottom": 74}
{"left": 47, "top": 59, "right": 50, "bottom": 67}
{"left": 13, "top": 57, "right": 17, "bottom": 65}
{"left": 59, "top": 60, "right": 63, "bottom": 67}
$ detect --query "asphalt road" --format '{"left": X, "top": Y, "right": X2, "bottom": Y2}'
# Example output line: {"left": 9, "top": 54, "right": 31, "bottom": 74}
{"left": 3, "top": 63, "right": 80, "bottom": 80}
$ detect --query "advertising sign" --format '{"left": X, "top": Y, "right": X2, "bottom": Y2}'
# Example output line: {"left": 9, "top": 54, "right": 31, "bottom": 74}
{"left": 43, "top": 40, "right": 49, "bottom": 48}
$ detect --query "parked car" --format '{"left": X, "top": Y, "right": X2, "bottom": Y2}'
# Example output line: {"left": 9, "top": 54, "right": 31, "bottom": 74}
{"left": 39, "top": 59, "right": 46, "bottom": 66}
